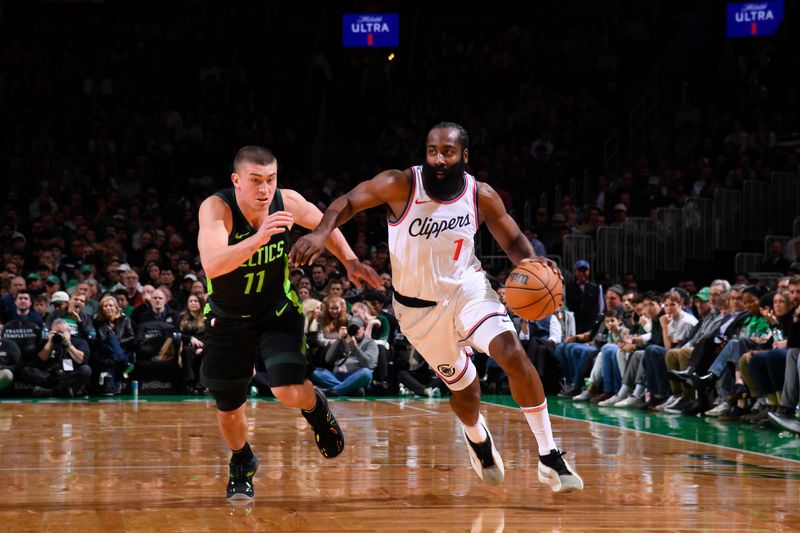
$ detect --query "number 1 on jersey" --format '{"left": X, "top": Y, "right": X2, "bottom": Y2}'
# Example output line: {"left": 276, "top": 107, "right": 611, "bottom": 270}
{"left": 243, "top": 270, "right": 266, "bottom": 294}
{"left": 453, "top": 238, "right": 464, "bottom": 260}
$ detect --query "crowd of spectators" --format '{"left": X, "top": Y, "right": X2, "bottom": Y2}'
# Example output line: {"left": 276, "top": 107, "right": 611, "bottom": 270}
{"left": 1, "top": 2, "right": 798, "bottom": 409}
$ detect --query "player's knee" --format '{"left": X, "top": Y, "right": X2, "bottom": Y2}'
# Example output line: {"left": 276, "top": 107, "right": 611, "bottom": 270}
{"left": 271, "top": 384, "right": 306, "bottom": 407}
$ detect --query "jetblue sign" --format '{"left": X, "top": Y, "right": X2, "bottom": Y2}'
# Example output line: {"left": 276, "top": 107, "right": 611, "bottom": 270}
{"left": 726, "top": 1, "right": 784, "bottom": 38}
{"left": 342, "top": 14, "right": 399, "bottom": 48}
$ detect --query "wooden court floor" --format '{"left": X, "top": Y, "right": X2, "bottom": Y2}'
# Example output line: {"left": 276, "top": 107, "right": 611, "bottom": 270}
{"left": 1, "top": 396, "right": 799, "bottom": 532}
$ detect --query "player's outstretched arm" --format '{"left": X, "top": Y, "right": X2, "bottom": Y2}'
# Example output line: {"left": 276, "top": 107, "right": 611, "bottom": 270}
{"left": 289, "top": 169, "right": 408, "bottom": 266}
{"left": 478, "top": 182, "right": 536, "bottom": 266}
{"left": 197, "top": 196, "right": 294, "bottom": 278}
{"left": 282, "top": 189, "right": 381, "bottom": 289}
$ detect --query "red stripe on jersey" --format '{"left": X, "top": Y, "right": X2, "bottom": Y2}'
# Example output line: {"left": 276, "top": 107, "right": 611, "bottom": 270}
{"left": 387, "top": 168, "right": 417, "bottom": 227}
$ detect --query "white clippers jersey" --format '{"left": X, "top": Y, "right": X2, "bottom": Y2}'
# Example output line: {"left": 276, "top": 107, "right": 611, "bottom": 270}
{"left": 387, "top": 166, "right": 482, "bottom": 302}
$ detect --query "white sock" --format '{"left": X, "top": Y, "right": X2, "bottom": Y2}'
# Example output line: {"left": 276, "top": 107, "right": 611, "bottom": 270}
{"left": 617, "top": 384, "right": 631, "bottom": 398}
{"left": 632, "top": 384, "right": 646, "bottom": 399}
{"left": 462, "top": 419, "right": 488, "bottom": 444}
{"left": 521, "top": 401, "right": 558, "bottom": 455}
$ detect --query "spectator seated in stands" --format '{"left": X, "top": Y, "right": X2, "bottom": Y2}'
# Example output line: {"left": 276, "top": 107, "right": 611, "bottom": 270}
{"left": 46, "top": 290, "right": 95, "bottom": 342}
{"left": 16, "top": 318, "right": 91, "bottom": 398}
{"left": 311, "top": 317, "right": 378, "bottom": 397}
{"left": 557, "top": 285, "right": 623, "bottom": 399}
{"left": 0, "top": 325, "right": 22, "bottom": 392}
{"left": 93, "top": 295, "right": 135, "bottom": 396}
{"left": 176, "top": 293, "right": 206, "bottom": 394}
{"left": 7, "top": 290, "right": 43, "bottom": 323}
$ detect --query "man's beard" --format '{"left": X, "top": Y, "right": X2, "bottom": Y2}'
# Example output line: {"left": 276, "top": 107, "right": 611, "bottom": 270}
{"left": 421, "top": 158, "right": 466, "bottom": 202}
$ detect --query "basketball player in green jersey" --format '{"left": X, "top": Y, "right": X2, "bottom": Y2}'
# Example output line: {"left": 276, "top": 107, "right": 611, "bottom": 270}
{"left": 197, "top": 145, "right": 380, "bottom": 500}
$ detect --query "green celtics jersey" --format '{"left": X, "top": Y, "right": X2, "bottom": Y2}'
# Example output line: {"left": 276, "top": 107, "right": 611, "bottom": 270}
{"left": 205, "top": 188, "right": 292, "bottom": 318}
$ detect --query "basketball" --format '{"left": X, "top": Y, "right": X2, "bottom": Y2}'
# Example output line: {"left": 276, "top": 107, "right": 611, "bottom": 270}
{"left": 504, "top": 261, "right": 563, "bottom": 321}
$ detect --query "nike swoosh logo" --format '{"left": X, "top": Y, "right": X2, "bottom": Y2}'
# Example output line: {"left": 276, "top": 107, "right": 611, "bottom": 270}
{"left": 275, "top": 303, "right": 289, "bottom": 317}
{"left": 234, "top": 232, "right": 250, "bottom": 239}
{"left": 414, "top": 199, "right": 432, "bottom": 204}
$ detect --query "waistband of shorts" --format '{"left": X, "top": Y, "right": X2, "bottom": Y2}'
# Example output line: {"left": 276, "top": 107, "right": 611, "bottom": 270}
{"left": 393, "top": 291, "right": 437, "bottom": 308}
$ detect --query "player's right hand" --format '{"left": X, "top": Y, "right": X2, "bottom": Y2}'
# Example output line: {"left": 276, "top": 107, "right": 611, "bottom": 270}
{"left": 257, "top": 211, "right": 294, "bottom": 244}
{"left": 289, "top": 231, "right": 327, "bottom": 266}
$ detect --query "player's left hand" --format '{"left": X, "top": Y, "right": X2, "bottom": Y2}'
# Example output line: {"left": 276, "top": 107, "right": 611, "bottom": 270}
{"left": 344, "top": 259, "right": 381, "bottom": 289}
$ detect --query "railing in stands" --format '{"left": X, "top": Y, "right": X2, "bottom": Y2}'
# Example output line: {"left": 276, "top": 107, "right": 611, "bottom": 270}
{"left": 656, "top": 207, "right": 684, "bottom": 272}
{"left": 595, "top": 226, "right": 625, "bottom": 282}
{"left": 742, "top": 180, "right": 769, "bottom": 243}
{"left": 683, "top": 198, "right": 713, "bottom": 260}
{"left": 770, "top": 172, "right": 800, "bottom": 235}
{"left": 624, "top": 217, "right": 657, "bottom": 281}
{"left": 734, "top": 253, "right": 761, "bottom": 276}
{"left": 562, "top": 234, "right": 595, "bottom": 282}
{"left": 713, "top": 189, "right": 741, "bottom": 251}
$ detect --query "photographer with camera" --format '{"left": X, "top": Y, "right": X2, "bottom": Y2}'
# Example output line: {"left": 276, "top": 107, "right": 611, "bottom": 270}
{"left": 16, "top": 318, "right": 92, "bottom": 397}
{"left": 310, "top": 317, "right": 378, "bottom": 396}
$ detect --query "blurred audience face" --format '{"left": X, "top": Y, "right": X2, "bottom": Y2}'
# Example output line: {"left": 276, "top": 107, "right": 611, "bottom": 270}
{"left": 297, "top": 286, "right": 310, "bottom": 301}
{"left": 10, "top": 276, "right": 26, "bottom": 294}
{"left": 100, "top": 296, "right": 120, "bottom": 320}
{"left": 68, "top": 293, "right": 86, "bottom": 314}
{"left": 123, "top": 271, "right": 139, "bottom": 291}
{"left": 496, "top": 287, "right": 507, "bottom": 306}
{"left": 150, "top": 289, "right": 167, "bottom": 313}
{"left": 186, "top": 294, "right": 202, "bottom": 314}
{"left": 729, "top": 289, "right": 744, "bottom": 312}
{"left": 33, "top": 298, "right": 48, "bottom": 317}
{"left": 114, "top": 292, "right": 129, "bottom": 310}
{"left": 622, "top": 292, "right": 635, "bottom": 312}
{"left": 643, "top": 297, "right": 662, "bottom": 319}
{"left": 709, "top": 284, "right": 725, "bottom": 309}
{"left": 788, "top": 280, "right": 800, "bottom": 307}
{"left": 141, "top": 284, "right": 155, "bottom": 304}
{"left": 742, "top": 293, "right": 759, "bottom": 315}
{"left": 327, "top": 281, "right": 343, "bottom": 298}
{"left": 574, "top": 267, "right": 590, "bottom": 283}
{"left": 604, "top": 289, "right": 622, "bottom": 312}
{"left": 15, "top": 292, "right": 32, "bottom": 313}
{"left": 325, "top": 298, "right": 344, "bottom": 318}
{"left": 191, "top": 280, "right": 205, "bottom": 295}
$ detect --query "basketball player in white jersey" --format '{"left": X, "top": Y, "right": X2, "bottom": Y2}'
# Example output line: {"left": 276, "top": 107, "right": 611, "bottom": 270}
{"left": 290, "top": 122, "right": 583, "bottom": 493}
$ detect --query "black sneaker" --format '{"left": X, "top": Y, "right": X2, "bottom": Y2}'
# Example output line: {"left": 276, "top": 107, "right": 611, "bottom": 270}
{"left": 301, "top": 387, "right": 345, "bottom": 459}
{"left": 538, "top": 449, "right": 584, "bottom": 493}
{"left": 227, "top": 455, "right": 259, "bottom": 500}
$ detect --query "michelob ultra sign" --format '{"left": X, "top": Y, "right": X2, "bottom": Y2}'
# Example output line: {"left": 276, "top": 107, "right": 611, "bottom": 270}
{"left": 342, "top": 13, "right": 399, "bottom": 47}
{"left": 726, "top": 1, "right": 784, "bottom": 38}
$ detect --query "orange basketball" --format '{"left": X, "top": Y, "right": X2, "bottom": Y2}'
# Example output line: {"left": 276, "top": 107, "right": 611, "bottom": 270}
{"left": 504, "top": 261, "right": 563, "bottom": 321}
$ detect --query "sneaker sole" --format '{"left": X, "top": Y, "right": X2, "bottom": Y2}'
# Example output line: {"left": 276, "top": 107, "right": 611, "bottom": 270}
{"left": 463, "top": 414, "right": 505, "bottom": 485}
{"left": 537, "top": 462, "right": 584, "bottom": 493}
{"left": 227, "top": 492, "right": 254, "bottom": 501}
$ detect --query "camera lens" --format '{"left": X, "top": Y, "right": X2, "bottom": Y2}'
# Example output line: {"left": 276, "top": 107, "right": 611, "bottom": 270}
{"left": 52, "top": 332, "right": 64, "bottom": 345}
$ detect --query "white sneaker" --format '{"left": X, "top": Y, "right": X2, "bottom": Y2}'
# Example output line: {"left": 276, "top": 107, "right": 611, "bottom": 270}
{"left": 538, "top": 449, "right": 584, "bottom": 493}
{"left": 655, "top": 395, "right": 681, "bottom": 412}
{"left": 462, "top": 414, "right": 504, "bottom": 485}
{"left": 572, "top": 389, "right": 592, "bottom": 401}
{"left": 704, "top": 402, "right": 729, "bottom": 417}
{"left": 424, "top": 386, "right": 441, "bottom": 398}
{"left": 615, "top": 395, "right": 646, "bottom": 408}
{"left": 597, "top": 393, "right": 625, "bottom": 407}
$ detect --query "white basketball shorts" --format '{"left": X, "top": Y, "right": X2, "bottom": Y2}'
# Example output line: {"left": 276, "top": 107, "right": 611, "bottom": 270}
{"left": 392, "top": 272, "right": 515, "bottom": 391}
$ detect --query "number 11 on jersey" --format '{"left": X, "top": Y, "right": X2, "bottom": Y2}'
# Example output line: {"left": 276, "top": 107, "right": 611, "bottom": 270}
{"left": 243, "top": 270, "right": 266, "bottom": 294}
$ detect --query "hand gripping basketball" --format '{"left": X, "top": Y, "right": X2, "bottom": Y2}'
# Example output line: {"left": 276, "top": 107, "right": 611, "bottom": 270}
{"left": 505, "top": 259, "right": 564, "bottom": 321}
